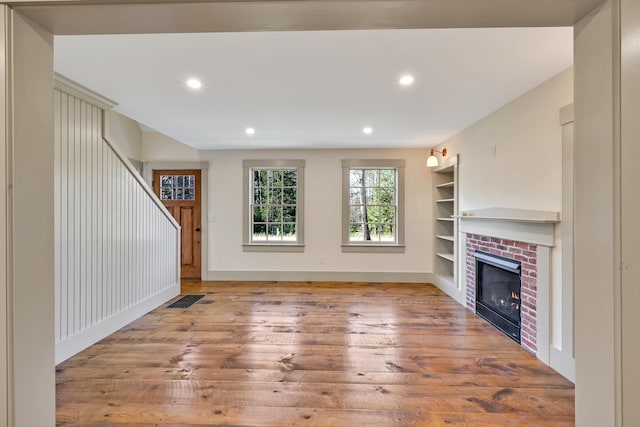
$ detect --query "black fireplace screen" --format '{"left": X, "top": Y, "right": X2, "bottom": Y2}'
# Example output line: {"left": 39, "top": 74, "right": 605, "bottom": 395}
{"left": 475, "top": 251, "right": 522, "bottom": 342}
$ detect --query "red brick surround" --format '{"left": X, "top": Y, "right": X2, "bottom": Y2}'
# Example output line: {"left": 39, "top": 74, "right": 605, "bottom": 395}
{"left": 465, "top": 233, "right": 538, "bottom": 354}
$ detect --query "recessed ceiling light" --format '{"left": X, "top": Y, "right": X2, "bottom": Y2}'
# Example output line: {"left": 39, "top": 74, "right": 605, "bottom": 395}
{"left": 186, "top": 78, "right": 202, "bottom": 90}
{"left": 363, "top": 127, "right": 373, "bottom": 135}
{"left": 245, "top": 127, "right": 255, "bottom": 135}
{"left": 399, "top": 75, "right": 414, "bottom": 86}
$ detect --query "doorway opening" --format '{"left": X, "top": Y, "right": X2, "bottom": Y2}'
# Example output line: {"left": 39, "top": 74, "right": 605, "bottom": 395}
{"left": 153, "top": 169, "right": 202, "bottom": 279}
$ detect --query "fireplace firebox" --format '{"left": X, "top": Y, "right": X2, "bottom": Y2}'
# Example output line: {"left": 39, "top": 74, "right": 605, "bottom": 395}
{"left": 475, "top": 251, "right": 522, "bottom": 343}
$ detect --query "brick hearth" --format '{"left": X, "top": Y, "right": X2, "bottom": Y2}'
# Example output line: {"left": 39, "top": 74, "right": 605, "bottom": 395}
{"left": 465, "top": 233, "right": 538, "bottom": 354}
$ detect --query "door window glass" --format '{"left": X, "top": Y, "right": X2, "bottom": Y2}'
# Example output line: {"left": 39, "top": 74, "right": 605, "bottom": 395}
{"left": 160, "top": 175, "right": 195, "bottom": 200}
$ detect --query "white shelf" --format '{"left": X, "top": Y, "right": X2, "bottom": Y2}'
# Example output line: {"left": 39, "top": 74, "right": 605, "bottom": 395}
{"left": 436, "top": 164, "right": 455, "bottom": 173}
{"left": 436, "top": 181, "right": 455, "bottom": 188}
{"left": 431, "top": 154, "right": 458, "bottom": 292}
{"left": 456, "top": 207, "right": 560, "bottom": 223}
{"left": 456, "top": 215, "right": 559, "bottom": 224}
{"left": 436, "top": 252, "right": 455, "bottom": 262}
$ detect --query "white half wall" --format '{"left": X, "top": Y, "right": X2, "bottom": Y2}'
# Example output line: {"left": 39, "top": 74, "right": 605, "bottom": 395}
{"left": 54, "top": 87, "right": 181, "bottom": 364}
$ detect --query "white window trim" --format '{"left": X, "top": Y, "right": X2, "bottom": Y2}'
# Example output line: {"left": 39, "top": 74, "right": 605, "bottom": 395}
{"left": 341, "top": 159, "right": 405, "bottom": 253}
{"left": 242, "top": 159, "right": 305, "bottom": 252}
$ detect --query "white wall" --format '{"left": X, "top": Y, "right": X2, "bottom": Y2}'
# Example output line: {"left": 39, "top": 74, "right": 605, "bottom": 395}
{"left": 0, "top": 9, "right": 7, "bottom": 423}
{"left": 8, "top": 10, "right": 56, "bottom": 426}
{"left": 440, "top": 67, "right": 572, "bottom": 212}
{"left": 435, "top": 68, "right": 574, "bottom": 375}
{"left": 143, "top": 131, "right": 202, "bottom": 162}
{"left": 54, "top": 88, "right": 181, "bottom": 364}
{"left": 105, "top": 110, "right": 142, "bottom": 161}
{"left": 145, "top": 145, "right": 433, "bottom": 282}
{"left": 574, "top": 1, "right": 618, "bottom": 425}
{"left": 621, "top": 0, "right": 640, "bottom": 423}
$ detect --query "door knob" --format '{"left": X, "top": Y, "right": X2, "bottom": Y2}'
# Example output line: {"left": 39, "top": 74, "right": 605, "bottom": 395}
{"left": 195, "top": 228, "right": 201, "bottom": 232}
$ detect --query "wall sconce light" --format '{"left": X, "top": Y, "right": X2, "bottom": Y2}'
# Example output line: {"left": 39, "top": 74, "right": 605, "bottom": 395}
{"left": 426, "top": 147, "right": 447, "bottom": 167}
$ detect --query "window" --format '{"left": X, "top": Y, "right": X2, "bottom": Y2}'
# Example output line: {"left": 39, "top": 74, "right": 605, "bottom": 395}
{"left": 159, "top": 174, "right": 196, "bottom": 200}
{"left": 342, "top": 159, "right": 405, "bottom": 252}
{"left": 251, "top": 169, "right": 297, "bottom": 241}
{"left": 243, "top": 160, "right": 305, "bottom": 252}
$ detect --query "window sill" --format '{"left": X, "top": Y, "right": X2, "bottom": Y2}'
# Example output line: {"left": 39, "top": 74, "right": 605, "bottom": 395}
{"left": 243, "top": 243, "right": 305, "bottom": 253}
{"left": 341, "top": 244, "right": 405, "bottom": 253}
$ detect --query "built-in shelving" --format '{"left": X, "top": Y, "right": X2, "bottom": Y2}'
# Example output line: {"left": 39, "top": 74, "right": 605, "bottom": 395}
{"left": 431, "top": 155, "right": 459, "bottom": 299}
{"left": 436, "top": 181, "right": 455, "bottom": 189}
{"left": 436, "top": 252, "right": 455, "bottom": 262}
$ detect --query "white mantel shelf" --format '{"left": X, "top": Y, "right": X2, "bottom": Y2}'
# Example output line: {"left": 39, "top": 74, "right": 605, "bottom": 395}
{"left": 456, "top": 215, "right": 560, "bottom": 224}
{"left": 458, "top": 208, "right": 560, "bottom": 247}
{"left": 456, "top": 207, "right": 560, "bottom": 223}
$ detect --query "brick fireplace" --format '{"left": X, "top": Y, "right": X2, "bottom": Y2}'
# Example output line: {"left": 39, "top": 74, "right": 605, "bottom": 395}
{"left": 465, "top": 234, "right": 538, "bottom": 354}
{"left": 458, "top": 207, "right": 559, "bottom": 365}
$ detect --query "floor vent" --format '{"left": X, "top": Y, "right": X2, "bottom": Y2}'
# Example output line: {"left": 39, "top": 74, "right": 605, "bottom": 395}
{"left": 166, "top": 294, "right": 205, "bottom": 309}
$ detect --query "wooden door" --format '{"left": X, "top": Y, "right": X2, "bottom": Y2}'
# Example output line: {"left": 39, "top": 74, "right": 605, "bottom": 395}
{"left": 153, "top": 169, "right": 202, "bottom": 279}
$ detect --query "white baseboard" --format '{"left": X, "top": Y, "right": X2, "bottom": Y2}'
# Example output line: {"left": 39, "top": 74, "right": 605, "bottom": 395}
{"left": 549, "top": 345, "right": 575, "bottom": 382}
{"left": 55, "top": 284, "right": 180, "bottom": 364}
{"left": 431, "top": 274, "right": 464, "bottom": 304}
{"left": 207, "top": 270, "right": 433, "bottom": 283}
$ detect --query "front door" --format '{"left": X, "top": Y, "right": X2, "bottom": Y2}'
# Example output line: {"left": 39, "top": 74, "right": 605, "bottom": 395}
{"left": 153, "top": 169, "right": 202, "bottom": 279}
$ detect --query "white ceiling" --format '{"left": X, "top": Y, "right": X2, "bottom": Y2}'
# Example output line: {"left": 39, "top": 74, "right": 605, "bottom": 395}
{"left": 54, "top": 28, "right": 573, "bottom": 150}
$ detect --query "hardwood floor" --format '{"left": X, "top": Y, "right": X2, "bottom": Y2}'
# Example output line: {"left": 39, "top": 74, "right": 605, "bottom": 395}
{"left": 56, "top": 281, "right": 575, "bottom": 426}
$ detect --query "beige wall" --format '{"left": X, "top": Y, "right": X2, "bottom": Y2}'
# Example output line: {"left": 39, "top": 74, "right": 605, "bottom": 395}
{"left": 574, "top": 1, "right": 619, "bottom": 425}
{"left": 621, "top": 0, "right": 640, "bottom": 423}
{"left": 439, "top": 68, "right": 572, "bottom": 213}
{"left": 435, "top": 68, "right": 574, "bottom": 377}
{"left": 9, "top": 0, "right": 605, "bottom": 35}
{"left": 9, "top": 10, "right": 56, "bottom": 426}
{"left": 145, "top": 145, "right": 433, "bottom": 281}
{"left": 142, "top": 131, "right": 201, "bottom": 162}
{"left": 105, "top": 110, "right": 142, "bottom": 161}
{"left": 210, "top": 149, "right": 431, "bottom": 279}
{"left": 0, "top": 8, "right": 7, "bottom": 424}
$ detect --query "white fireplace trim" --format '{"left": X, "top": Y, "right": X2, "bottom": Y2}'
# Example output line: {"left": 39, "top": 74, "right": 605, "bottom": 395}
{"left": 536, "top": 244, "right": 551, "bottom": 365}
{"left": 459, "top": 208, "right": 558, "bottom": 247}
{"left": 458, "top": 207, "right": 560, "bottom": 223}
{"left": 459, "top": 209, "right": 558, "bottom": 368}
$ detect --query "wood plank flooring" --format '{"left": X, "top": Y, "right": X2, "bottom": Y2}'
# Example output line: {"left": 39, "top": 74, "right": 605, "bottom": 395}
{"left": 56, "top": 281, "right": 575, "bottom": 426}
